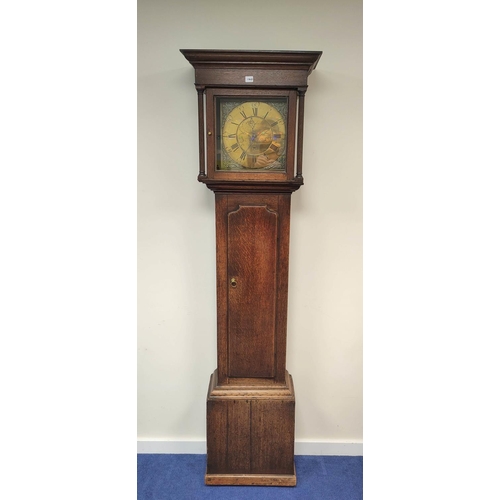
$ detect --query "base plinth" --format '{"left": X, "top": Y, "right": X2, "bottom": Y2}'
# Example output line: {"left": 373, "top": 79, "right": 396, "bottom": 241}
{"left": 205, "top": 463, "right": 296, "bottom": 486}
{"left": 205, "top": 370, "right": 296, "bottom": 486}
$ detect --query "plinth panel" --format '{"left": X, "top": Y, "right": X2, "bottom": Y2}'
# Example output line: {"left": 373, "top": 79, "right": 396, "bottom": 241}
{"left": 206, "top": 371, "right": 296, "bottom": 485}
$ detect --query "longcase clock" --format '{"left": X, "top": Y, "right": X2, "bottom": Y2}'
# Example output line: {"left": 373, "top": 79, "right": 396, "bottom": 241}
{"left": 180, "top": 49, "right": 321, "bottom": 486}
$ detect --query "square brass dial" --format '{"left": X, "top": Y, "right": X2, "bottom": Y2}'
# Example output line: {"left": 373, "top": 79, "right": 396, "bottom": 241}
{"left": 216, "top": 97, "right": 288, "bottom": 172}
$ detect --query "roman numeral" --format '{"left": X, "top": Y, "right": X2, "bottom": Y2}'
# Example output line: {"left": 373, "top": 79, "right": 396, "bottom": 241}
{"left": 270, "top": 144, "right": 279, "bottom": 152}
{"left": 252, "top": 107, "right": 258, "bottom": 116}
{"left": 231, "top": 143, "right": 240, "bottom": 151}
{"left": 240, "top": 110, "right": 247, "bottom": 119}
{"left": 270, "top": 121, "right": 279, "bottom": 127}
{"left": 240, "top": 151, "right": 247, "bottom": 160}
{"left": 228, "top": 134, "right": 236, "bottom": 138}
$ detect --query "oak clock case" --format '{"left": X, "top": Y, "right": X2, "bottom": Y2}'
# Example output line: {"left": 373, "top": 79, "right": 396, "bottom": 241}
{"left": 180, "top": 49, "right": 321, "bottom": 487}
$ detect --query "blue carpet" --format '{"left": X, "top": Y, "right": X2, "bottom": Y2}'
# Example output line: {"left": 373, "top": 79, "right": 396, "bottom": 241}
{"left": 138, "top": 454, "right": 362, "bottom": 499}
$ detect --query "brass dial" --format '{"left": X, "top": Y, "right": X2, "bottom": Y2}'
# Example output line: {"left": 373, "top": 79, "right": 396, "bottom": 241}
{"left": 221, "top": 101, "right": 286, "bottom": 169}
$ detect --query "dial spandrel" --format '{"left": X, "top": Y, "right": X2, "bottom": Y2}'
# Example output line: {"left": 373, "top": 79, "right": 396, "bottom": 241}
{"left": 217, "top": 98, "right": 287, "bottom": 171}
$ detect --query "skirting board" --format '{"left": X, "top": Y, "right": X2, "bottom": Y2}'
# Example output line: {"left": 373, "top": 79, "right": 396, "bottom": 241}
{"left": 137, "top": 440, "right": 362, "bottom": 456}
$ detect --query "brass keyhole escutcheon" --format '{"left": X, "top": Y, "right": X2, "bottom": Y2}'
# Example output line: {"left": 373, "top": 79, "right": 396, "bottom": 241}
{"left": 230, "top": 278, "right": 237, "bottom": 288}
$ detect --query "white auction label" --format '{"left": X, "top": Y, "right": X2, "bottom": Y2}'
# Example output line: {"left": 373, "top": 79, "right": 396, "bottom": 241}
{"left": 245, "top": 76, "right": 254, "bottom": 83}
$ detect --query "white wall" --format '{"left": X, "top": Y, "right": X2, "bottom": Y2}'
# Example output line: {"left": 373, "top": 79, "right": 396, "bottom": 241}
{"left": 138, "top": 0, "right": 362, "bottom": 448}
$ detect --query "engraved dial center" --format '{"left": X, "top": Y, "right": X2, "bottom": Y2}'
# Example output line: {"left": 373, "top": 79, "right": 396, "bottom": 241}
{"left": 237, "top": 117, "right": 273, "bottom": 155}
